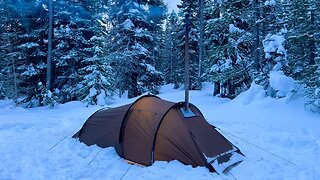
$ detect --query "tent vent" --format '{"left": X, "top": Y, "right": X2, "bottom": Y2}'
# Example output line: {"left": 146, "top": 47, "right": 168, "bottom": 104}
{"left": 180, "top": 108, "right": 196, "bottom": 118}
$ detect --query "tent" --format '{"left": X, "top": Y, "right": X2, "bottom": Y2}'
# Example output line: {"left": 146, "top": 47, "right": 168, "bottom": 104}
{"left": 73, "top": 95, "right": 244, "bottom": 173}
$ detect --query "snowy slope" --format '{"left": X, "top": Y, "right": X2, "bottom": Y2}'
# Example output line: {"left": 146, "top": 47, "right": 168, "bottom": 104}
{"left": 0, "top": 83, "right": 320, "bottom": 180}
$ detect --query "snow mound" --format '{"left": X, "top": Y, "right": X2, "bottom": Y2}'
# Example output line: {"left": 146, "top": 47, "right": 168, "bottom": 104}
{"left": 234, "top": 83, "right": 266, "bottom": 105}
{"left": 201, "top": 82, "right": 215, "bottom": 92}
{"left": 159, "top": 84, "right": 182, "bottom": 94}
{"left": 269, "top": 70, "right": 296, "bottom": 97}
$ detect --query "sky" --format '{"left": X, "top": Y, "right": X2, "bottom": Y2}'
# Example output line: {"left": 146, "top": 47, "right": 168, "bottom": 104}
{"left": 164, "top": 0, "right": 181, "bottom": 12}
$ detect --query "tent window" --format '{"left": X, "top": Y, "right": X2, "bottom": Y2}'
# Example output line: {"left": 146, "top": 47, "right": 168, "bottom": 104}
{"left": 180, "top": 108, "right": 197, "bottom": 118}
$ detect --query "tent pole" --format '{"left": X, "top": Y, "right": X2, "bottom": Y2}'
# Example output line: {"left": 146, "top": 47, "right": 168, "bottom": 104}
{"left": 184, "top": 13, "right": 190, "bottom": 110}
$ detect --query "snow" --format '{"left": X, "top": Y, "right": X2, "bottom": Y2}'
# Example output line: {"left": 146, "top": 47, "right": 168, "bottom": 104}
{"left": 133, "top": 43, "right": 148, "bottom": 54}
{"left": 129, "top": 8, "right": 140, "bottom": 14}
{"left": 269, "top": 70, "right": 297, "bottom": 97}
{"left": 235, "top": 83, "right": 266, "bottom": 105}
{"left": 123, "top": 19, "right": 134, "bottom": 30}
{"left": 263, "top": 33, "right": 286, "bottom": 59}
{"left": 142, "top": 63, "right": 162, "bottom": 75}
{"left": 229, "top": 24, "right": 244, "bottom": 33}
{"left": 1, "top": 83, "right": 320, "bottom": 179}
{"left": 42, "top": 4, "right": 48, "bottom": 11}
{"left": 265, "top": 0, "right": 276, "bottom": 6}
{"left": 21, "top": 64, "right": 38, "bottom": 76}
{"left": 210, "top": 150, "right": 245, "bottom": 175}
{"left": 96, "top": 90, "right": 106, "bottom": 107}
{"left": 89, "top": 87, "right": 97, "bottom": 97}
{"left": 164, "top": 0, "right": 180, "bottom": 13}
{"left": 18, "top": 42, "right": 39, "bottom": 49}
{"left": 315, "top": 88, "right": 320, "bottom": 96}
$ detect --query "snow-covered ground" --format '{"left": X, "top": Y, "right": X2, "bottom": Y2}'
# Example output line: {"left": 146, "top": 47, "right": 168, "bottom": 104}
{"left": 1, "top": 83, "right": 320, "bottom": 180}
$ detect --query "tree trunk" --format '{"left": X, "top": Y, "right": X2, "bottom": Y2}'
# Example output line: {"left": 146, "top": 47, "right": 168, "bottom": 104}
{"left": 128, "top": 67, "right": 138, "bottom": 98}
{"left": 46, "top": 0, "right": 53, "bottom": 91}
{"left": 197, "top": 0, "right": 204, "bottom": 89}
{"left": 213, "top": 1, "right": 221, "bottom": 96}
{"left": 213, "top": 82, "right": 220, "bottom": 96}
{"left": 310, "top": 9, "right": 316, "bottom": 65}
{"left": 253, "top": 0, "right": 260, "bottom": 72}
{"left": 9, "top": 40, "right": 18, "bottom": 102}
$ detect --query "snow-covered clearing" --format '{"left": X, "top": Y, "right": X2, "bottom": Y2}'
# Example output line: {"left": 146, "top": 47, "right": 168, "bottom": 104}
{"left": 0, "top": 83, "right": 319, "bottom": 179}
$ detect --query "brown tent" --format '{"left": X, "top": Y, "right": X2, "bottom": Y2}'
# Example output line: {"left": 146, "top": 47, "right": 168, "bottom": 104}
{"left": 73, "top": 95, "right": 244, "bottom": 173}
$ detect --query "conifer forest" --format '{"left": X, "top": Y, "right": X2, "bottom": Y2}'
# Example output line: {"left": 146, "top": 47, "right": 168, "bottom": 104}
{"left": 0, "top": 0, "right": 319, "bottom": 111}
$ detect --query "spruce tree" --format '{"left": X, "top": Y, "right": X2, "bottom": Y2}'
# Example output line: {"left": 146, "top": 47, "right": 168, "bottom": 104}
{"left": 25, "top": 82, "right": 58, "bottom": 108}
{"left": 283, "top": 0, "right": 319, "bottom": 110}
{"left": 52, "top": 0, "right": 86, "bottom": 102}
{"left": 176, "top": 0, "right": 200, "bottom": 90}
{"left": 78, "top": 35, "right": 115, "bottom": 105}
{"left": 303, "top": 0, "right": 320, "bottom": 111}
{"left": 0, "top": 1, "right": 22, "bottom": 101}
{"left": 8, "top": 1, "right": 49, "bottom": 107}
{"left": 259, "top": 0, "right": 288, "bottom": 95}
{"left": 286, "top": 0, "right": 316, "bottom": 80}
{"left": 107, "top": 0, "right": 165, "bottom": 98}
{"left": 52, "top": 0, "right": 109, "bottom": 103}
{"left": 204, "top": 0, "right": 252, "bottom": 98}
{"left": 162, "top": 11, "right": 181, "bottom": 87}
{"left": 0, "top": 72, "right": 6, "bottom": 99}
{"left": 146, "top": 0, "right": 167, "bottom": 70}
{"left": 77, "top": 0, "right": 115, "bottom": 105}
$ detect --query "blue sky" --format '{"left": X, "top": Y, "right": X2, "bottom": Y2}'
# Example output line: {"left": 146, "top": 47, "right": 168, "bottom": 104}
{"left": 164, "top": 0, "right": 180, "bottom": 12}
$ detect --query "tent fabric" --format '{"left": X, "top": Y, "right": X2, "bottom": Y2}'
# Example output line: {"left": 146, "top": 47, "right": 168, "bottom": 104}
{"left": 73, "top": 104, "right": 131, "bottom": 148}
{"left": 73, "top": 95, "right": 244, "bottom": 172}
{"left": 120, "top": 96, "right": 175, "bottom": 165}
{"left": 153, "top": 106, "right": 208, "bottom": 167}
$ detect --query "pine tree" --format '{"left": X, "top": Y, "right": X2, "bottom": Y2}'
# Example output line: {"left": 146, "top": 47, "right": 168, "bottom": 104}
{"left": 0, "top": 0, "right": 112, "bottom": 106}
{"left": 52, "top": 0, "right": 84, "bottom": 102}
{"left": 204, "top": 0, "right": 252, "bottom": 98}
{"left": 162, "top": 11, "right": 181, "bottom": 87}
{"left": 25, "top": 82, "right": 58, "bottom": 108}
{"left": 78, "top": 33, "right": 115, "bottom": 105}
{"left": 79, "top": 61, "right": 114, "bottom": 106}
{"left": 52, "top": 0, "right": 108, "bottom": 103}
{"left": 259, "top": 0, "right": 288, "bottom": 96}
{"left": 107, "top": 0, "right": 165, "bottom": 98}
{"left": 5, "top": 0, "right": 49, "bottom": 106}
{"left": 286, "top": 0, "right": 316, "bottom": 80}
{"left": 176, "top": 0, "right": 200, "bottom": 90}
{"left": 0, "top": 72, "right": 6, "bottom": 99}
{"left": 283, "top": 0, "right": 320, "bottom": 110}
{"left": 0, "top": 1, "right": 21, "bottom": 101}
{"left": 145, "top": 0, "right": 167, "bottom": 70}
{"left": 303, "top": 0, "right": 320, "bottom": 111}
{"left": 76, "top": 0, "right": 115, "bottom": 105}
{"left": 137, "top": 63, "right": 163, "bottom": 95}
